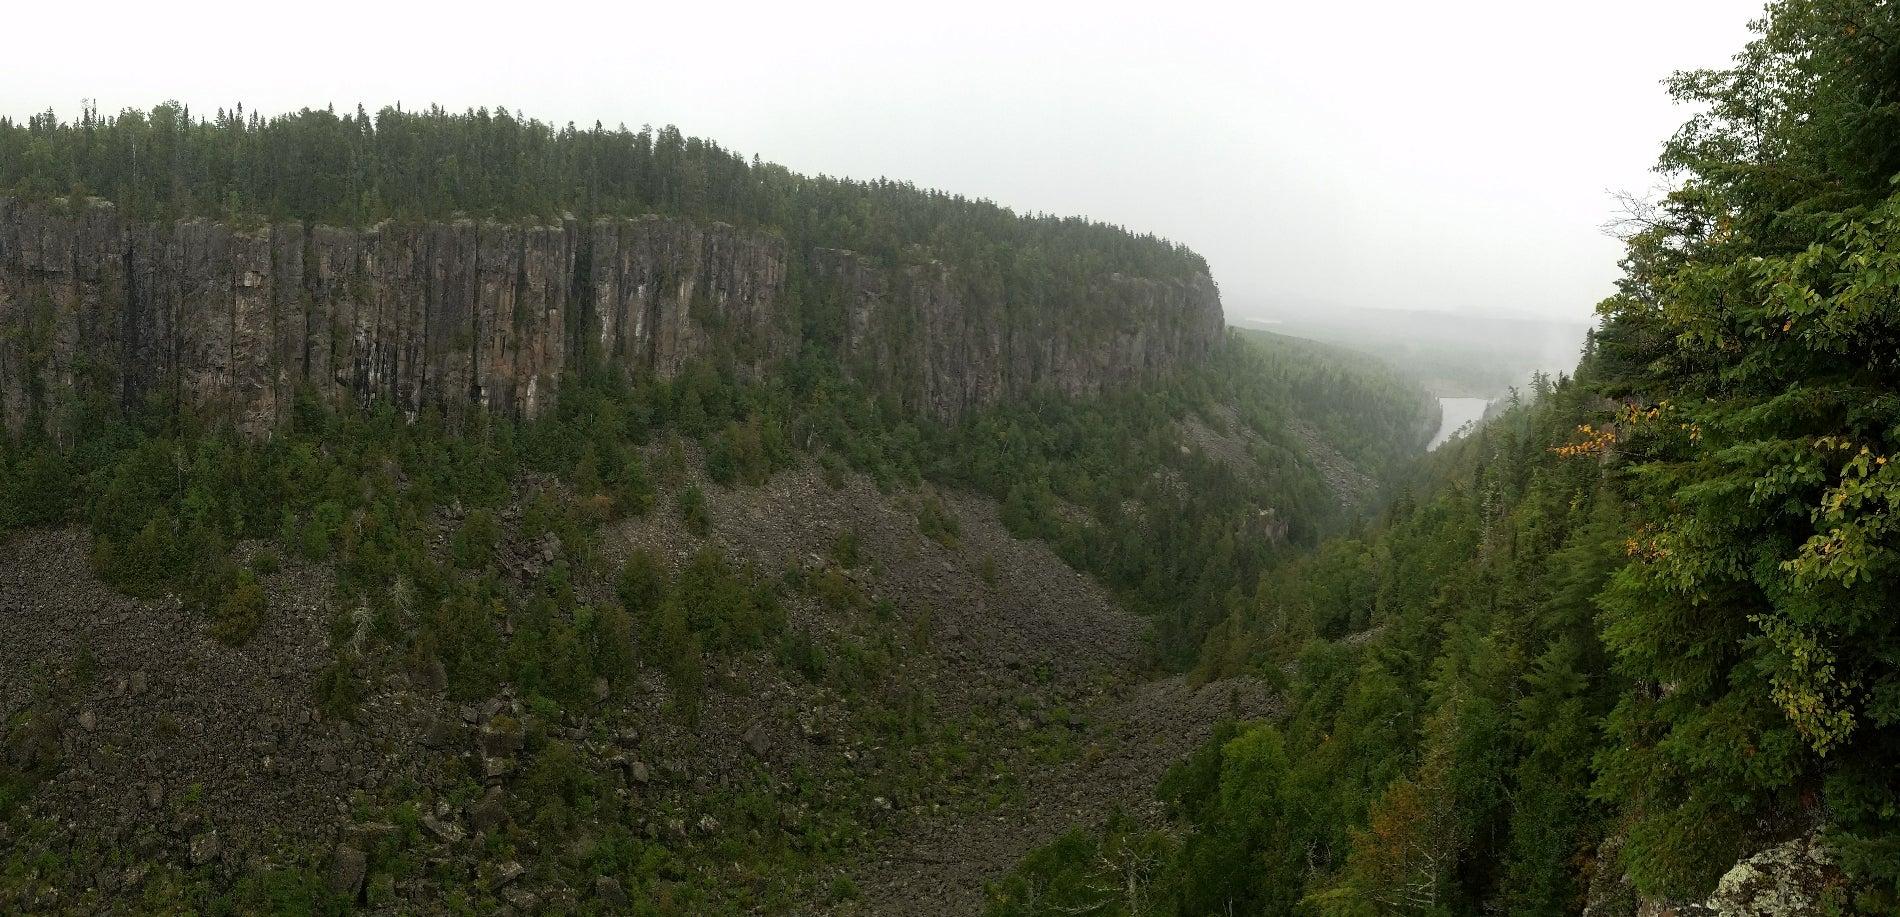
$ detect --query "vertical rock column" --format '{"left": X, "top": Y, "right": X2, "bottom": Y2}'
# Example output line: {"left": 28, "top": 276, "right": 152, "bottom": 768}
{"left": 230, "top": 228, "right": 277, "bottom": 435}
{"left": 474, "top": 223, "right": 522, "bottom": 414}
{"left": 269, "top": 224, "right": 306, "bottom": 427}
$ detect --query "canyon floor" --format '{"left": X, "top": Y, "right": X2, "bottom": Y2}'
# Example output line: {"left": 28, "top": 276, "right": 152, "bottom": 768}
{"left": 1, "top": 455, "right": 1272, "bottom": 914}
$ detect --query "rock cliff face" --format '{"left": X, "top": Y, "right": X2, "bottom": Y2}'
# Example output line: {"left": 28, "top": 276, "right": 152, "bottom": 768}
{"left": 812, "top": 249, "right": 1225, "bottom": 417}
{"left": 0, "top": 197, "right": 1224, "bottom": 437}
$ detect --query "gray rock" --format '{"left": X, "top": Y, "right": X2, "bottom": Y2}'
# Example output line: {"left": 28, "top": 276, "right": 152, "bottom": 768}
{"left": 491, "top": 860, "right": 524, "bottom": 888}
{"left": 1704, "top": 833, "right": 1840, "bottom": 916}
{"left": 743, "top": 722, "right": 772, "bottom": 757}
{"left": 420, "top": 717, "right": 463, "bottom": 750}
{"left": 326, "top": 845, "right": 366, "bottom": 901}
{"left": 480, "top": 722, "right": 523, "bottom": 758}
{"left": 421, "top": 815, "right": 464, "bottom": 845}
{"left": 0, "top": 197, "right": 1221, "bottom": 438}
{"left": 188, "top": 831, "right": 221, "bottom": 866}
{"left": 468, "top": 788, "right": 509, "bottom": 833}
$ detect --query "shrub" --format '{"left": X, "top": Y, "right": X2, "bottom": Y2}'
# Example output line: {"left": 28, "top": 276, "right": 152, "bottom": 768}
{"left": 679, "top": 487, "right": 710, "bottom": 536}
{"left": 210, "top": 569, "right": 267, "bottom": 645}
{"left": 451, "top": 510, "right": 500, "bottom": 569}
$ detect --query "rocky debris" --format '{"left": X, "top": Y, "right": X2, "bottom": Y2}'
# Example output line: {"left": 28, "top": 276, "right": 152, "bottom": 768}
{"left": 2, "top": 454, "right": 1266, "bottom": 914}
{"left": 326, "top": 845, "right": 367, "bottom": 901}
{"left": 0, "top": 530, "right": 437, "bottom": 889}
{"left": 1286, "top": 415, "right": 1380, "bottom": 510}
{"left": 608, "top": 463, "right": 1149, "bottom": 717}
{"left": 843, "top": 675, "right": 1276, "bottom": 916}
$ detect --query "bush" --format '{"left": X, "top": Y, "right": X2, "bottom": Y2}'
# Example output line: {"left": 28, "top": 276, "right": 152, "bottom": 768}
{"left": 916, "top": 493, "right": 961, "bottom": 546}
{"left": 679, "top": 487, "right": 710, "bottom": 536}
{"left": 451, "top": 510, "right": 500, "bottom": 569}
{"left": 211, "top": 569, "right": 268, "bottom": 645}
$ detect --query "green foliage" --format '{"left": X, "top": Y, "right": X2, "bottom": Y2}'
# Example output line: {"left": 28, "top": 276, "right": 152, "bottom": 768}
{"left": 914, "top": 493, "right": 961, "bottom": 546}
{"left": 1003, "top": 5, "right": 1900, "bottom": 907}
{"left": 450, "top": 510, "right": 500, "bottom": 569}
{"left": 985, "top": 812, "right": 1174, "bottom": 917}
{"left": 210, "top": 568, "right": 268, "bottom": 645}
{"left": 678, "top": 486, "right": 711, "bottom": 537}
{"left": 998, "top": 381, "right": 1635, "bottom": 915}
{"left": 0, "top": 101, "right": 1441, "bottom": 911}
{"left": 0, "top": 102, "right": 1209, "bottom": 308}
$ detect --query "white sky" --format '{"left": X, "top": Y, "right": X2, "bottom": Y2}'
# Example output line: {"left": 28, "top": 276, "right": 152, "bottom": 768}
{"left": 5, "top": 0, "right": 1765, "bottom": 323}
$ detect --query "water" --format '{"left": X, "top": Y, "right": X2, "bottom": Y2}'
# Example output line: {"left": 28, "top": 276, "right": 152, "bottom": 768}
{"left": 1429, "top": 397, "right": 1492, "bottom": 450}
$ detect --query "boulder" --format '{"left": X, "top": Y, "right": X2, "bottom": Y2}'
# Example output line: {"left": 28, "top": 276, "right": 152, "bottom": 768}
{"left": 421, "top": 815, "right": 464, "bottom": 845}
{"left": 468, "top": 787, "right": 509, "bottom": 833}
{"left": 479, "top": 721, "right": 524, "bottom": 758}
{"left": 326, "top": 845, "right": 366, "bottom": 901}
{"left": 743, "top": 722, "right": 772, "bottom": 757}
{"left": 420, "top": 717, "right": 463, "bottom": 750}
{"left": 1704, "top": 833, "right": 1840, "bottom": 916}
{"left": 188, "top": 831, "right": 221, "bottom": 866}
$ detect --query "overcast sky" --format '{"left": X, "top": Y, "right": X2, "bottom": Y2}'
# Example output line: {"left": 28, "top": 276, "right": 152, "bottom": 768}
{"left": 6, "top": 0, "right": 1764, "bottom": 323}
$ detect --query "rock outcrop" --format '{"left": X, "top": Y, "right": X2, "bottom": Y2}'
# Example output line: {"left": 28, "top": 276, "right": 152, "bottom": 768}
{"left": 0, "top": 197, "right": 1225, "bottom": 437}
{"left": 812, "top": 248, "right": 1224, "bottom": 418}
{"left": 1592, "top": 830, "right": 1846, "bottom": 917}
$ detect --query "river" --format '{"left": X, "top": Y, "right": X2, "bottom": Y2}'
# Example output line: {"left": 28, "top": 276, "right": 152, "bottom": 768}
{"left": 1429, "top": 397, "right": 1492, "bottom": 450}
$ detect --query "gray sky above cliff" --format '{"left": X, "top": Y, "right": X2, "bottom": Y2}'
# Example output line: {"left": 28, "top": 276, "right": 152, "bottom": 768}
{"left": 8, "top": 0, "right": 1763, "bottom": 324}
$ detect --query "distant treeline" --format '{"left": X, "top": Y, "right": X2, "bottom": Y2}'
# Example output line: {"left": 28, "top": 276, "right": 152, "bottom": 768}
{"left": 0, "top": 103, "right": 1206, "bottom": 310}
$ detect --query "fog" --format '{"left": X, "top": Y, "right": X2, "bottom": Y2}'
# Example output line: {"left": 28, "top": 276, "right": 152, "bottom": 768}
{"left": 5, "top": 0, "right": 1763, "bottom": 325}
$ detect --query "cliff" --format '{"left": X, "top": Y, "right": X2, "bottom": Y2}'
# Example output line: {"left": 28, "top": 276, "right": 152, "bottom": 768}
{"left": 0, "top": 197, "right": 1224, "bottom": 437}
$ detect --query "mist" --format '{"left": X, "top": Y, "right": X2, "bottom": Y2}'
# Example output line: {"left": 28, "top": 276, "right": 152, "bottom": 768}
{"left": 6, "top": 0, "right": 1762, "bottom": 324}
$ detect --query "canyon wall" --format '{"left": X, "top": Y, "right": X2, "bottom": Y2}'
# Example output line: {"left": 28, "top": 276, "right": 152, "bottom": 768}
{"left": 0, "top": 197, "right": 1224, "bottom": 437}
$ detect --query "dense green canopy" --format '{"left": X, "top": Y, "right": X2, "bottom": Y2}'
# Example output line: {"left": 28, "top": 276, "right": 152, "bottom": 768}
{"left": 0, "top": 102, "right": 1206, "bottom": 310}
{"left": 992, "top": 1, "right": 1900, "bottom": 913}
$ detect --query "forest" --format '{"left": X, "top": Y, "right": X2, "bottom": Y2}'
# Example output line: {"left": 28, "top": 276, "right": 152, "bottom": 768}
{"left": 6, "top": 0, "right": 1897, "bottom": 913}
{"left": 989, "top": 0, "right": 1900, "bottom": 913}
{"left": 0, "top": 291, "right": 1430, "bottom": 910}
{"left": 0, "top": 101, "right": 1204, "bottom": 312}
